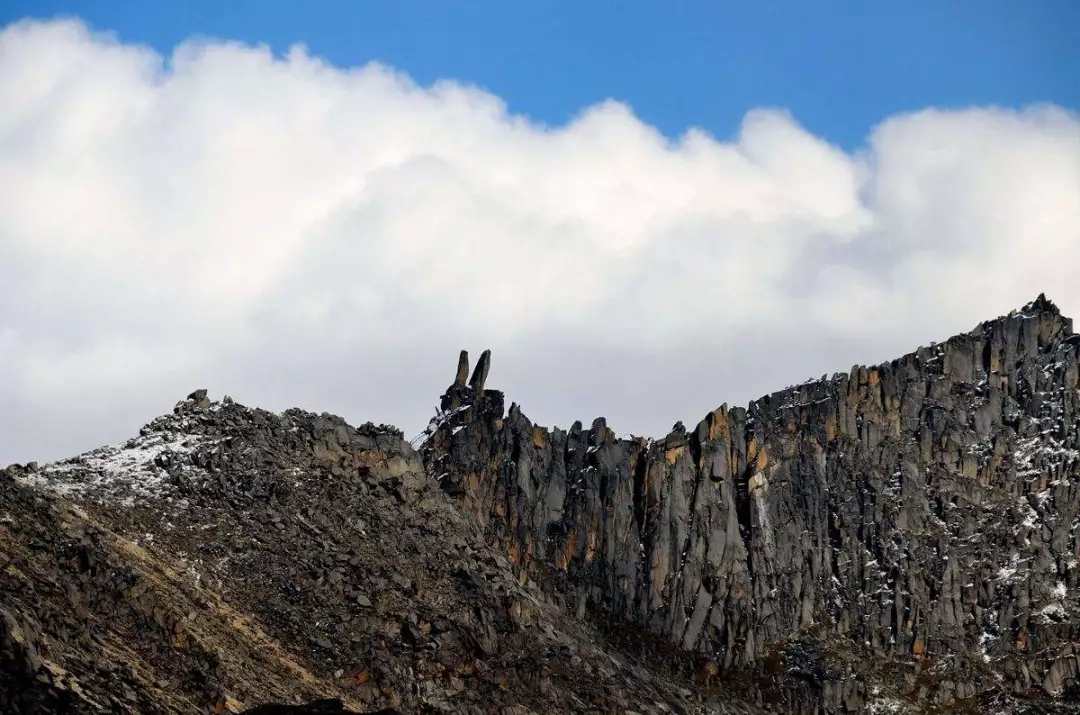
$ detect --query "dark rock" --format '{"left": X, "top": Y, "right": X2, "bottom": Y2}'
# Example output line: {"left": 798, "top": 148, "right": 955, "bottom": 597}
{"left": 468, "top": 348, "right": 491, "bottom": 393}
{"left": 454, "top": 350, "right": 470, "bottom": 389}
{"left": 423, "top": 297, "right": 1080, "bottom": 712}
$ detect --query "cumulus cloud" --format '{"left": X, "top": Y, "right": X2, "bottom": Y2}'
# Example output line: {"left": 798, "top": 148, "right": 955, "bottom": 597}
{"left": 1, "top": 17, "right": 1078, "bottom": 463}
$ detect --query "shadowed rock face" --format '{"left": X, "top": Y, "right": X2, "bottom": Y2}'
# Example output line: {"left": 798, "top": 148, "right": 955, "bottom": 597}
{"left": 421, "top": 295, "right": 1080, "bottom": 711}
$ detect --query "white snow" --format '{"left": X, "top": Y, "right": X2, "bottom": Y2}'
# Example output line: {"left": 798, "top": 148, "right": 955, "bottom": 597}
{"left": 867, "top": 695, "right": 907, "bottom": 714}
{"left": 1039, "top": 601, "right": 1066, "bottom": 619}
{"left": 978, "top": 630, "right": 998, "bottom": 663}
{"left": 1038, "top": 581, "right": 1069, "bottom": 621}
{"left": 996, "top": 554, "right": 1024, "bottom": 583}
{"left": 1014, "top": 435, "right": 1080, "bottom": 478}
{"left": 1020, "top": 498, "right": 1040, "bottom": 529}
{"left": 411, "top": 403, "right": 472, "bottom": 447}
{"left": 14, "top": 430, "right": 211, "bottom": 505}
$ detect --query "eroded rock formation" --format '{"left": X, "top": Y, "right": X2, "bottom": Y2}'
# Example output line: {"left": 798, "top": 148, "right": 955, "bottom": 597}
{"left": 421, "top": 295, "right": 1080, "bottom": 710}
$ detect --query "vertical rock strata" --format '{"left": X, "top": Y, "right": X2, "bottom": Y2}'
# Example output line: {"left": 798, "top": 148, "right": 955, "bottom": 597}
{"left": 422, "top": 295, "right": 1080, "bottom": 704}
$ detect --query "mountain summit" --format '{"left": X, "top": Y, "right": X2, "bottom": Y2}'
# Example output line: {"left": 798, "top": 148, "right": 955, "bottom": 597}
{"left": 4, "top": 297, "right": 1080, "bottom": 713}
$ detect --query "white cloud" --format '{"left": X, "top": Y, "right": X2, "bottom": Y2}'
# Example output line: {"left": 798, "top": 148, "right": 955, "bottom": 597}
{"left": 1, "top": 17, "right": 1078, "bottom": 463}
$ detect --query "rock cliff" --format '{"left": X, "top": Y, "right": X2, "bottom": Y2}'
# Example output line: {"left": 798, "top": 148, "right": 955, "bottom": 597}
{"left": 421, "top": 295, "right": 1080, "bottom": 712}
{"left": 3, "top": 295, "right": 1080, "bottom": 713}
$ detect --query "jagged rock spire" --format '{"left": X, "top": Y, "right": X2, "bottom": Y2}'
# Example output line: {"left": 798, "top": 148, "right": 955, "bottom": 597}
{"left": 1024, "top": 292, "right": 1060, "bottom": 315}
{"left": 453, "top": 350, "right": 470, "bottom": 389}
{"left": 448, "top": 349, "right": 491, "bottom": 393}
{"left": 469, "top": 349, "right": 491, "bottom": 393}
{"left": 439, "top": 349, "right": 499, "bottom": 415}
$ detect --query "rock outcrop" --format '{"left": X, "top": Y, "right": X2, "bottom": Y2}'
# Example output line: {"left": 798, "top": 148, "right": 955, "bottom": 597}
{"left": 421, "top": 295, "right": 1080, "bottom": 712}
{"left": 1, "top": 393, "right": 757, "bottom": 714}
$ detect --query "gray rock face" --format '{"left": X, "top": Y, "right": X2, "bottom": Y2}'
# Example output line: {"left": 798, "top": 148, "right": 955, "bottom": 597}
{"left": 422, "top": 296, "right": 1080, "bottom": 711}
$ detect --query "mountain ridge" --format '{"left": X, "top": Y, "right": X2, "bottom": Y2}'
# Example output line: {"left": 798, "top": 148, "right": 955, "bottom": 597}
{"left": 419, "top": 293, "right": 1080, "bottom": 710}
{"left": 3, "top": 295, "right": 1080, "bottom": 713}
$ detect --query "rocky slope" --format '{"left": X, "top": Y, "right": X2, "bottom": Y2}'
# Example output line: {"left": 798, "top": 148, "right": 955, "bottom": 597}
{"left": 420, "top": 295, "right": 1080, "bottom": 713}
{"left": 1, "top": 392, "right": 757, "bottom": 714}
{"left": 2, "top": 295, "right": 1080, "bottom": 714}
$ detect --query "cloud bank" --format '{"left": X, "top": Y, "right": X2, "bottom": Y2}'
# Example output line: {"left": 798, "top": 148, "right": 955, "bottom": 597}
{"left": 2, "top": 18, "right": 1079, "bottom": 464}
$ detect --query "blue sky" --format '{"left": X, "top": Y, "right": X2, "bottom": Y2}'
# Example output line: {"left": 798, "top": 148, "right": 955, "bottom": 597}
{"left": 3, "top": 0, "right": 1078, "bottom": 149}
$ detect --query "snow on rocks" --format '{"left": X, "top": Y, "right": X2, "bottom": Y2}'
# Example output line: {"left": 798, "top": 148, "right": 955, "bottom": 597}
{"left": 1014, "top": 435, "right": 1080, "bottom": 479}
{"left": 10, "top": 390, "right": 228, "bottom": 505}
{"left": 13, "top": 428, "right": 212, "bottom": 506}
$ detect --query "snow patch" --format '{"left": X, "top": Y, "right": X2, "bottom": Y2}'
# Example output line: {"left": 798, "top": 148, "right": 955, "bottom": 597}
{"left": 1014, "top": 435, "right": 1080, "bottom": 478}
{"left": 14, "top": 431, "right": 211, "bottom": 505}
{"left": 996, "top": 554, "right": 1025, "bottom": 584}
{"left": 867, "top": 695, "right": 907, "bottom": 714}
{"left": 1038, "top": 581, "right": 1069, "bottom": 621}
{"left": 411, "top": 404, "right": 472, "bottom": 447}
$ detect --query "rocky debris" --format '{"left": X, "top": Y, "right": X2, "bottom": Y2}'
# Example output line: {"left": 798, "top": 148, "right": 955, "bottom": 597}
{"left": 239, "top": 699, "right": 366, "bottom": 714}
{"left": 1, "top": 392, "right": 760, "bottom": 713}
{"left": 422, "top": 295, "right": 1080, "bottom": 713}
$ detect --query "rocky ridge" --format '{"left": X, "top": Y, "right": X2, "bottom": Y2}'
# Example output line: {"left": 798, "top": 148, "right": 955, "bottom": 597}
{"left": 1, "top": 295, "right": 1079, "bottom": 713}
{"left": 1, "top": 392, "right": 757, "bottom": 713}
{"left": 420, "top": 295, "right": 1080, "bottom": 712}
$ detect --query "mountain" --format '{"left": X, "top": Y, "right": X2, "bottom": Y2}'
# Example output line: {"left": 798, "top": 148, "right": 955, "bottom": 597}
{"left": 4, "top": 296, "right": 1080, "bottom": 713}
{"left": 1, "top": 395, "right": 739, "bottom": 715}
